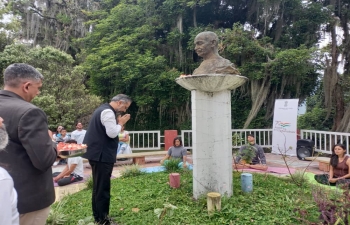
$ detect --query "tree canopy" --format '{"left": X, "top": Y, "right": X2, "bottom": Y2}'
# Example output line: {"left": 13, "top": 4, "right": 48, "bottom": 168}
{"left": 3, "top": 0, "right": 348, "bottom": 132}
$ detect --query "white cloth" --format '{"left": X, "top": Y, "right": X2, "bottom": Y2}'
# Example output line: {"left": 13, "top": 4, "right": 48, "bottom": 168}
{"left": 67, "top": 157, "right": 84, "bottom": 177}
{"left": 100, "top": 109, "right": 121, "bottom": 138}
{"left": 0, "top": 167, "right": 19, "bottom": 225}
{"left": 71, "top": 130, "right": 86, "bottom": 144}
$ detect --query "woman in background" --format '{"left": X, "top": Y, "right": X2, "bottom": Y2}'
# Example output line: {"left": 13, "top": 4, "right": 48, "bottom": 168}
{"left": 160, "top": 137, "right": 190, "bottom": 169}
{"left": 315, "top": 144, "right": 350, "bottom": 186}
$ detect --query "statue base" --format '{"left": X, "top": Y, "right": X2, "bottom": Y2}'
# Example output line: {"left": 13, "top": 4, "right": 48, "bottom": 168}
{"left": 191, "top": 89, "right": 233, "bottom": 198}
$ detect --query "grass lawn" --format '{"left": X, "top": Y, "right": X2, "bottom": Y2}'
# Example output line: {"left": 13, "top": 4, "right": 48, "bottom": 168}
{"left": 52, "top": 171, "right": 320, "bottom": 225}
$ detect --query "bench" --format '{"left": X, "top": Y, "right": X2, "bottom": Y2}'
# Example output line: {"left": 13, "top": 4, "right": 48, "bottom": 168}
{"left": 82, "top": 151, "right": 192, "bottom": 165}
{"left": 117, "top": 151, "right": 168, "bottom": 165}
{"left": 305, "top": 157, "right": 330, "bottom": 172}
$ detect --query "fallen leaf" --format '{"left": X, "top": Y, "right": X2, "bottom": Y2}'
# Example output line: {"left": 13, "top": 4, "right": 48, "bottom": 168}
{"left": 132, "top": 208, "right": 140, "bottom": 213}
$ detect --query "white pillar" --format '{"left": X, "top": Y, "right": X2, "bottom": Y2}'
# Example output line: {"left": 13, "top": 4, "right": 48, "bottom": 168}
{"left": 191, "top": 90, "right": 233, "bottom": 198}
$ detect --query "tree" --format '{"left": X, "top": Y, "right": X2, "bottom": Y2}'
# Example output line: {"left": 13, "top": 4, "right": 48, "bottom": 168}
{"left": 78, "top": 0, "right": 329, "bottom": 130}
{"left": 0, "top": 44, "right": 102, "bottom": 130}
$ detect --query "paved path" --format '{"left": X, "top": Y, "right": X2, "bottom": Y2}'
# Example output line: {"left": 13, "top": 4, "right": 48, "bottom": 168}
{"left": 52, "top": 153, "right": 325, "bottom": 201}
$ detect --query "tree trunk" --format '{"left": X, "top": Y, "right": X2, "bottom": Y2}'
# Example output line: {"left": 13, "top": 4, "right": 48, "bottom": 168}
{"left": 177, "top": 14, "right": 183, "bottom": 69}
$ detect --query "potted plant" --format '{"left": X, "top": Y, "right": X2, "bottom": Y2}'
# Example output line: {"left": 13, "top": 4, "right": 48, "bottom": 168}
{"left": 238, "top": 145, "right": 257, "bottom": 164}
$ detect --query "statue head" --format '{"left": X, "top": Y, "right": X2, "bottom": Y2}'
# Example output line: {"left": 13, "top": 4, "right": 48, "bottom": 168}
{"left": 194, "top": 31, "right": 219, "bottom": 59}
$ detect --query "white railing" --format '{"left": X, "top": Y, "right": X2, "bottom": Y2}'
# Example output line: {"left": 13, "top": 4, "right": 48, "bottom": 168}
{"left": 181, "top": 130, "right": 193, "bottom": 150}
{"left": 181, "top": 129, "right": 273, "bottom": 150}
{"left": 300, "top": 130, "right": 350, "bottom": 154}
{"left": 231, "top": 129, "right": 273, "bottom": 148}
{"left": 128, "top": 131, "right": 161, "bottom": 150}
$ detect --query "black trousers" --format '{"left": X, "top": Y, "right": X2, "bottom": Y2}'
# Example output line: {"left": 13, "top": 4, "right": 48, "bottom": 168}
{"left": 89, "top": 160, "right": 114, "bottom": 225}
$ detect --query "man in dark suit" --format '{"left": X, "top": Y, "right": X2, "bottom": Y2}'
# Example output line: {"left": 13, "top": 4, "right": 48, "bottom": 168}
{"left": 83, "top": 94, "right": 131, "bottom": 225}
{"left": 0, "top": 63, "right": 57, "bottom": 225}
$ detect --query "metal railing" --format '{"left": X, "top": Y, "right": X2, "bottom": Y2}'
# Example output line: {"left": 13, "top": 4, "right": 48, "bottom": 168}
{"left": 128, "top": 131, "right": 161, "bottom": 150}
{"left": 181, "top": 129, "right": 273, "bottom": 150}
{"left": 128, "top": 129, "right": 350, "bottom": 153}
{"left": 300, "top": 130, "right": 350, "bottom": 155}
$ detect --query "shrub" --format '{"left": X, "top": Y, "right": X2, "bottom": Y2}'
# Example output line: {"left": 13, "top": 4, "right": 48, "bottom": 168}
{"left": 120, "top": 164, "right": 145, "bottom": 178}
{"left": 238, "top": 145, "right": 256, "bottom": 164}
{"left": 289, "top": 170, "right": 308, "bottom": 187}
{"left": 296, "top": 185, "right": 350, "bottom": 224}
{"left": 163, "top": 158, "right": 181, "bottom": 173}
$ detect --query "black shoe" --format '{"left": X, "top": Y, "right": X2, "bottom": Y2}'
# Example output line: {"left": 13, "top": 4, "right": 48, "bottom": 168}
{"left": 57, "top": 159, "right": 67, "bottom": 165}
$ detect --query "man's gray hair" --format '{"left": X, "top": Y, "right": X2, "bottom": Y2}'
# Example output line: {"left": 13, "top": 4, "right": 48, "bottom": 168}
{"left": 0, "top": 124, "right": 9, "bottom": 151}
{"left": 111, "top": 94, "right": 132, "bottom": 103}
{"left": 4, "top": 63, "right": 44, "bottom": 88}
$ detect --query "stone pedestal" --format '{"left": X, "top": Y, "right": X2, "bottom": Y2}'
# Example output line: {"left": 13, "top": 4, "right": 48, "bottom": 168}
{"left": 192, "top": 90, "right": 232, "bottom": 197}
{"left": 176, "top": 74, "right": 247, "bottom": 199}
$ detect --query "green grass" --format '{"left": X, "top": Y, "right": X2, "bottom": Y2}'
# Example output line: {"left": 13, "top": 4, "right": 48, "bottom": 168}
{"left": 52, "top": 171, "right": 320, "bottom": 225}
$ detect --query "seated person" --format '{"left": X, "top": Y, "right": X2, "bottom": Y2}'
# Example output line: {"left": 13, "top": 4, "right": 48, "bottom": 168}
{"left": 315, "top": 144, "right": 350, "bottom": 186}
{"left": 160, "top": 137, "right": 190, "bottom": 168}
{"left": 55, "top": 128, "right": 70, "bottom": 143}
{"left": 53, "top": 140, "right": 84, "bottom": 186}
{"left": 234, "top": 134, "right": 268, "bottom": 171}
{"left": 117, "top": 125, "right": 130, "bottom": 155}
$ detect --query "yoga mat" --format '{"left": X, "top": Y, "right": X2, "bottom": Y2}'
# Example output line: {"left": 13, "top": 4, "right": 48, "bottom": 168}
{"left": 141, "top": 165, "right": 193, "bottom": 173}
{"left": 303, "top": 172, "right": 338, "bottom": 190}
{"left": 141, "top": 166, "right": 165, "bottom": 173}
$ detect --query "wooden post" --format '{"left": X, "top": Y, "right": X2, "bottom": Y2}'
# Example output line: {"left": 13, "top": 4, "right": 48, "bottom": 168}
{"left": 207, "top": 192, "right": 221, "bottom": 215}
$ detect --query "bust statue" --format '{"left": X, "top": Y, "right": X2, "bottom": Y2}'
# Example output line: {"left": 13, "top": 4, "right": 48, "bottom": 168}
{"left": 193, "top": 31, "right": 240, "bottom": 75}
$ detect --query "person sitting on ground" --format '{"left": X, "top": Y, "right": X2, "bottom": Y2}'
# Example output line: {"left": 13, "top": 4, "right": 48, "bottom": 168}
{"left": 160, "top": 137, "right": 189, "bottom": 168}
{"left": 52, "top": 125, "right": 63, "bottom": 140}
{"left": 71, "top": 122, "right": 86, "bottom": 144}
{"left": 117, "top": 125, "right": 130, "bottom": 155}
{"left": 55, "top": 128, "right": 70, "bottom": 143}
{"left": 53, "top": 139, "right": 84, "bottom": 186}
{"left": 315, "top": 144, "right": 350, "bottom": 186}
{"left": 234, "top": 134, "right": 268, "bottom": 171}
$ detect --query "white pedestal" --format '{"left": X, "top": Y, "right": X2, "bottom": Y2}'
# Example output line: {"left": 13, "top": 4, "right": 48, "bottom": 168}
{"left": 192, "top": 90, "right": 233, "bottom": 198}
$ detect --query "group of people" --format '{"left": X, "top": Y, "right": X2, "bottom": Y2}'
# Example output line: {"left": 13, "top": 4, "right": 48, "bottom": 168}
{"left": 0, "top": 63, "right": 132, "bottom": 225}
{"left": 1, "top": 63, "right": 350, "bottom": 225}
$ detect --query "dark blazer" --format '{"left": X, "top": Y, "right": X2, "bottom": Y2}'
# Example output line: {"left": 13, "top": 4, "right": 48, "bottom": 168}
{"left": 0, "top": 90, "right": 57, "bottom": 214}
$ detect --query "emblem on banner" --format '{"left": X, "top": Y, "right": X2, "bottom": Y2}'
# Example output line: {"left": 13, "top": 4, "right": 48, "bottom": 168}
{"left": 274, "top": 121, "right": 291, "bottom": 128}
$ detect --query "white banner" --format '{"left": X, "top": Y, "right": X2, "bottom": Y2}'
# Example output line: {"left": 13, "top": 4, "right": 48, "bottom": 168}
{"left": 272, "top": 99, "right": 299, "bottom": 156}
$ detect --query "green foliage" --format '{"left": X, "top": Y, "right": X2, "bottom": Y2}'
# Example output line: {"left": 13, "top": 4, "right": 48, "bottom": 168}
{"left": 120, "top": 164, "right": 145, "bottom": 178}
{"left": 154, "top": 203, "right": 178, "bottom": 224}
{"left": 0, "top": 44, "right": 102, "bottom": 130}
{"left": 76, "top": 216, "right": 96, "bottom": 225}
{"left": 238, "top": 145, "right": 257, "bottom": 164}
{"left": 232, "top": 133, "right": 244, "bottom": 147}
{"left": 298, "top": 88, "right": 333, "bottom": 131}
{"left": 46, "top": 199, "right": 67, "bottom": 225}
{"left": 85, "top": 176, "right": 93, "bottom": 191}
{"left": 51, "top": 171, "right": 320, "bottom": 224}
{"left": 163, "top": 158, "right": 181, "bottom": 173}
{"left": 2, "top": 0, "right": 332, "bottom": 131}
{"left": 289, "top": 170, "right": 309, "bottom": 187}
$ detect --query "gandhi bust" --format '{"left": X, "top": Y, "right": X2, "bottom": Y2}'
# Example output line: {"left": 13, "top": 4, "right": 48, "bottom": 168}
{"left": 193, "top": 31, "right": 240, "bottom": 75}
